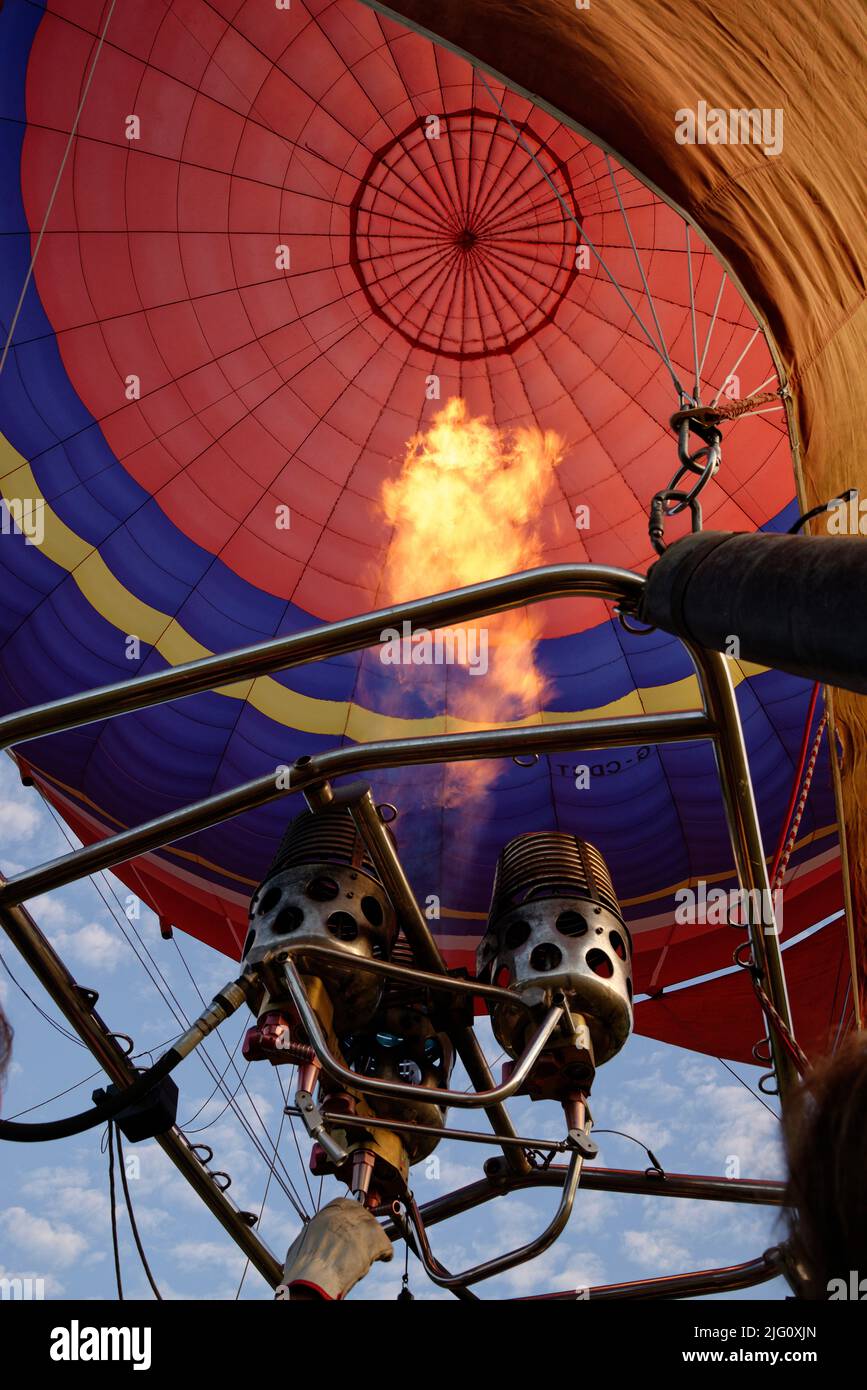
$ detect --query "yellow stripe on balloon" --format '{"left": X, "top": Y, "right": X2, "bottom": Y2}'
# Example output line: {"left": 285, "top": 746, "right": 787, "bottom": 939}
{"left": 1, "top": 430, "right": 765, "bottom": 739}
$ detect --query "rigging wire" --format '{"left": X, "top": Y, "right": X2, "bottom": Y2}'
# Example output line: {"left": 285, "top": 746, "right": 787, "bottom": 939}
{"left": 750, "top": 974, "right": 811, "bottom": 1078}
{"left": 603, "top": 153, "right": 679, "bottom": 383}
{"left": 106, "top": 1121, "right": 124, "bottom": 1300}
{"left": 276, "top": 1067, "right": 317, "bottom": 1212}
{"left": 832, "top": 978, "right": 853, "bottom": 1054}
{"left": 710, "top": 326, "right": 760, "bottom": 405}
{"left": 685, "top": 223, "right": 702, "bottom": 401}
{"left": 475, "top": 68, "right": 691, "bottom": 401}
{"left": 115, "top": 1126, "right": 162, "bottom": 1300}
{"left": 399, "top": 1230, "right": 413, "bottom": 1301}
{"left": 235, "top": 1102, "right": 288, "bottom": 1301}
{"left": 42, "top": 791, "right": 304, "bottom": 1202}
{"left": 3, "top": 1036, "right": 180, "bottom": 1120}
{"left": 5, "top": 1065, "right": 103, "bottom": 1118}
{"left": 697, "top": 272, "right": 727, "bottom": 386}
{"left": 37, "top": 797, "right": 309, "bottom": 1220}
{"left": 715, "top": 1056, "right": 779, "bottom": 1120}
{"left": 727, "top": 404, "right": 783, "bottom": 422}
{"left": 178, "top": 1020, "right": 248, "bottom": 1128}
{"left": 172, "top": 934, "right": 310, "bottom": 1219}
{"left": 184, "top": 1062, "right": 252, "bottom": 1135}
{"left": 0, "top": 947, "right": 87, "bottom": 1048}
{"left": 592, "top": 1128, "right": 664, "bottom": 1174}
{"left": 0, "top": 0, "right": 118, "bottom": 377}
{"left": 769, "top": 685, "right": 824, "bottom": 891}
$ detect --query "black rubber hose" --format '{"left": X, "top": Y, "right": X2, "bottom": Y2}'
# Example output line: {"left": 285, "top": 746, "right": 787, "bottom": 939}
{"left": 638, "top": 531, "right": 867, "bottom": 694}
{"left": 0, "top": 1045, "right": 183, "bottom": 1143}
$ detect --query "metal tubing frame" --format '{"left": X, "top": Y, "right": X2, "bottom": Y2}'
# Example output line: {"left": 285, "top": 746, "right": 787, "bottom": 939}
{"left": 0, "top": 894, "right": 283, "bottom": 1287}
{"left": 284, "top": 816, "right": 532, "bottom": 1171}
{"left": 0, "top": 564, "right": 644, "bottom": 750}
{"left": 290, "top": 1102, "right": 789, "bottom": 1204}
{"left": 287, "top": 1107, "right": 569, "bottom": 1153}
{"left": 0, "top": 561, "right": 799, "bottom": 1291}
{"left": 343, "top": 786, "right": 529, "bottom": 1170}
{"left": 399, "top": 1149, "right": 585, "bottom": 1291}
{"left": 0, "top": 709, "right": 712, "bottom": 904}
{"left": 274, "top": 938, "right": 534, "bottom": 1011}
{"left": 0, "top": 562, "right": 797, "bottom": 1096}
{"left": 385, "top": 1161, "right": 785, "bottom": 1298}
{"left": 521, "top": 1247, "right": 785, "bottom": 1301}
{"left": 283, "top": 955, "right": 564, "bottom": 1109}
{"left": 382, "top": 1161, "right": 784, "bottom": 1243}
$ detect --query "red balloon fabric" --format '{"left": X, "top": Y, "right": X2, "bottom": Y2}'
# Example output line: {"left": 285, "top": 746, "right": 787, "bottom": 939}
{"left": 0, "top": 0, "right": 850, "bottom": 1062}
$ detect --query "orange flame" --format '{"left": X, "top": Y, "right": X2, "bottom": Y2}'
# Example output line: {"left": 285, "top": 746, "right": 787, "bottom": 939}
{"left": 379, "top": 397, "right": 564, "bottom": 805}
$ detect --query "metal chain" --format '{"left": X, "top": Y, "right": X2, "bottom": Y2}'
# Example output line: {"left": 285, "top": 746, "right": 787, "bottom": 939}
{"left": 649, "top": 407, "right": 723, "bottom": 554}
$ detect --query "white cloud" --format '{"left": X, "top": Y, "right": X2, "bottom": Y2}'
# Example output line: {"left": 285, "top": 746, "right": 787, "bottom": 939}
{"left": 22, "top": 1164, "right": 93, "bottom": 1196}
{"left": 600, "top": 1102, "right": 672, "bottom": 1152}
{"left": 0, "top": 798, "right": 41, "bottom": 842}
{"left": 690, "top": 1081, "right": 783, "bottom": 1176}
{"left": 677, "top": 1056, "right": 721, "bottom": 1088}
{"left": 487, "top": 1194, "right": 539, "bottom": 1237}
{"left": 29, "top": 895, "right": 80, "bottom": 928}
{"left": 20, "top": 1166, "right": 109, "bottom": 1230}
{"left": 172, "top": 1239, "right": 235, "bottom": 1262}
{"left": 171, "top": 1239, "right": 247, "bottom": 1282}
{"left": 500, "top": 1242, "right": 606, "bottom": 1294}
{"left": 48, "top": 921, "right": 126, "bottom": 973}
{"left": 622, "top": 1227, "right": 689, "bottom": 1271}
{"left": 420, "top": 1155, "right": 479, "bottom": 1191}
{"left": 0, "top": 1206, "right": 88, "bottom": 1267}
{"left": 125, "top": 1205, "right": 173, "bottom": 1235}
{"left": 567, "top": 1188, "right": 608, "bottom": 1234}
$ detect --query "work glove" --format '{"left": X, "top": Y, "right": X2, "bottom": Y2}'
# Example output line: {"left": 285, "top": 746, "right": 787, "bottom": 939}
{"left": 278, "top": 1196, "right": 393, "bottom": 1300}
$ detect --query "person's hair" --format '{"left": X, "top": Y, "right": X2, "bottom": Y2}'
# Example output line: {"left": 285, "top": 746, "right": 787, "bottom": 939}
{"left": 0, "top": 1005, "right": 12, "bottom": 1094}
{"left": 783, "top": 1032, "right": 867, "bottom": 1298}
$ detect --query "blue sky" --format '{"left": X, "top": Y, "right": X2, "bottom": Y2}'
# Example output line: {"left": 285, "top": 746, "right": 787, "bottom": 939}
{"left": 0, "top": 753, "right": 790, "bottom": 1301}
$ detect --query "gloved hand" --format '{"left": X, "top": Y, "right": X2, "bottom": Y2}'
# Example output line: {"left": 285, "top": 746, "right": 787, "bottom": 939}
{"left": 278, "top": 1197, "right": 394, "bottom": 1300}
